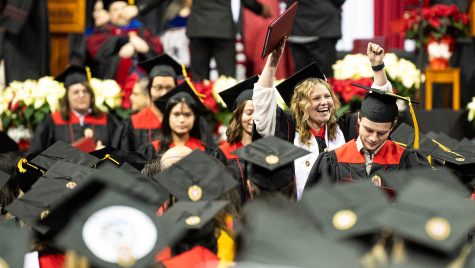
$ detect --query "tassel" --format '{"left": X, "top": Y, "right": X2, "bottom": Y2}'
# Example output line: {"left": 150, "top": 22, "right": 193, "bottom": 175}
{"left": 360, "top": 237, "right": 389, "bottom": 268}
{"left": 448, "top": 244, "right": 472, "bottom": 268}
{"left": 390, "top": 237, "right": 406, "bottom": 264}
{"left": 85, "top": 66, "right": 92, "bottom": 84}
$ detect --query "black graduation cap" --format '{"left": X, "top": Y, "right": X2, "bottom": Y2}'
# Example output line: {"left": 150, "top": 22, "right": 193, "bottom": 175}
{"left": 300, "top": 180, "right": 390, "bottom": 241}
{"left": 0, "top": 224, "right": 31, "bottom": 268}
{"left": 218, "top": 75, "right": 258, "bottom": 110}
{"left": 11, "top": 154, "right": 45, "bottom": 192}
{"left": 55, "top": 65, "right": 89, "bottom": 88}
{"left": 0, "top": 170, "right": 10, "bottom": 189}
{"left": 5, "top": 160, "right": 94, "bottom": 234}
{"left": 30, "top": 140, "right": 101, "bottom": 170}
{"left": 275, "top": 62, "right": 326, "bottom": 107}
{"left": 376, "top": 179, "right": 475, "bottom": 256}
{"left": 236, "top": 195, "right": 360, "bottom": 267}
{"left": 155, "top": 150, "right": 237, "bottom": 201}
{"left": 93, "top": 164, "right": 169, "bottom": 208}
{"left": 138, "top": 54, "right": 183, "bottom": 79}
{"left": 377, "top": 167, "right": 470, "bottom": 198}
{"left": 161, "top": 201, "right": 227, "bottom": 231}
{"left": 232, "top": 136, "right": 310, "bottom": 191}
{"left": 43, "top": 178, "right": 180, "bottom": 268}
{"left": 154, "top": 81, "right": 207, "bottom": 114}
{"left": 90, "top": 146, "right": 148, "bottom": 171}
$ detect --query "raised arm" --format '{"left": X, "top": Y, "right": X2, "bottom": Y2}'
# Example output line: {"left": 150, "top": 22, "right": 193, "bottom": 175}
{"left": 252, "top": 41, "right": 285, "bottom": 137}
{"left": 367, "top": 42, "right": 392, "bottom": 92}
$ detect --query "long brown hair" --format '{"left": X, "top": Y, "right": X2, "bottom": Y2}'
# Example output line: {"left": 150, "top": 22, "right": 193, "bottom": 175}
{"left": 59, "top": 82, "right": 102, "bottom": 121}
{"left": 226, "top": 101, "right": 248, "bottom": 144}
{"left": 290, "top": 78, "right": 341, "bottom": 145}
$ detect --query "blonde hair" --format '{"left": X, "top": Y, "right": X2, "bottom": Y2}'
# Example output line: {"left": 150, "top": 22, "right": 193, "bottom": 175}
{"left": 290, "top": 78, "right": 340, "bottom": 145}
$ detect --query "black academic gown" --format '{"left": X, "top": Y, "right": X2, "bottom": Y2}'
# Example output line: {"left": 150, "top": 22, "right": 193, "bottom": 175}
{"left": 112, "top": 106, "right": 162, "bottom": 152}
{"left": 213, "top": 141, "right": 249, "bottom": 204}
{"left": 29, "top": 111, "right": 118, "bottom": 155}
{"left": 305, "top": 139, "right": 428, "bottom": 189}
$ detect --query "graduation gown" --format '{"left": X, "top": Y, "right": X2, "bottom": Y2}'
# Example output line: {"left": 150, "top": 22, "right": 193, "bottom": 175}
{"left": 214, "top": 141, "right": 249, "bottom": 204}
{"left": 305, "top": 139, "right": 428, "bottom": 189}
{"left": 112, "top": 107, "right": 162, "bottom": 152}
{"left": 29, "top": 111, "right": 117, "bottom": 155}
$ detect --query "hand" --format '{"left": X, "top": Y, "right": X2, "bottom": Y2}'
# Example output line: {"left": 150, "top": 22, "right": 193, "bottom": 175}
{"left": 129, "top": 32, "right": 150, "bottom": 53}
{"left": 261, "top": 4, "right": 272, "bottom": 19}
{"left": 269, "top": 38, "right": 286, "bottom": 66}
{"left": 93, "top": 9, "right": 110, "bottom": 26}
{"left": 95, "top": 140, "right": 105, "bottom": 150}
{"left": 367, "top": 42, "right": 385, "bottom": 66}
{"left": 119, "top": 42, "right": 135, "bottom": 58}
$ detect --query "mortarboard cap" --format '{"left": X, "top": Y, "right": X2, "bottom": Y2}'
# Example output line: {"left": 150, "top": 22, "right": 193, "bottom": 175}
{"left": 236, "top": 194, "right": 360, "bottom": 267}
{"left": 5, "top": 160, "right": 94, "bottom": 234}
{"left": 55, "top": 65, "right": 89, "bottom": 88}
{"left": 376, "top": 179, "right": 475, "bottom": 255}
{"left": 0, "top": 170, "right": 10, "bottom": 189}
{"left": 218, "top": 75, "right": 258, "bottom": 110}
{"left": 44, "top": 178, "right": 178, "bottom": 268}
{"left": 138, "top": 54, "right": 183, "bottom": 79}
{"left": 155, "top": 150, "right": 237, "bottom": 201}
{"left": 12, "top": 154, "right": 45, "bottom": 192}
{"left": 30, "top": 140, "right": 100, "bottom": 170}
{"left": 90, "top": 146, "right": 148, "bottom": 171}
{"left": 0, "top": 224, "right": 31, "bottom": 268}
{"left": 161, "top": 201, "right": 227, "bottom": 231}
{"left": 154, "top": 81, "right": 207, "bottom": 114}
{"left": 276, "top": 62, "right": 326, "bottom": 107}
{"left": 300, "top": 181, "right": 390, "bottom": 241}
{"left": 93, "top": 165, "right": 169, "bottom": 208}
{"left": 232, "top": 136, "right": 310, "bottom": 191}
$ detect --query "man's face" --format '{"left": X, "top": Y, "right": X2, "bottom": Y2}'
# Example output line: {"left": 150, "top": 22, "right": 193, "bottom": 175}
{"left": 150, "top": 76, "right": 176, "bottom": 101}
{"left": 358, "top": 116, "right": 393, "bottom": 153}
{"left": 109, "top": 1, "right": 130, "bottom": 26}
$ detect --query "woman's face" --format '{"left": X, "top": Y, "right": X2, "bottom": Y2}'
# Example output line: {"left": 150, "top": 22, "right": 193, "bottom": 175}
{"left": 241, "top": 100, "right": 254, "bottom": 136}
{"left": 169, "top": 102, "right": 195, "bottom": 136}
{"left": 68, "top": 83, "right": 91, "bottom": 114}
{"left": 306, "top": 84, "right": 334, "bottom": 127}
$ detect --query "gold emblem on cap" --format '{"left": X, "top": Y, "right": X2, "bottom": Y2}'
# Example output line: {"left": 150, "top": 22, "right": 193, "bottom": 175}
{"left": 65, "top": 181, "right": 77, "bottom": 189}
{"left": 40, "top": 210, "right": 49, "bottom": 220}
{"left": 371, "top": 175, "right": 382, "bottom": 187}
{"left": 188, "top": 185, "right": 203, "bottom": 201}
{"left": 0, "top": 257, "right": 9, "bottom": 268}
{"left": 265, "top": 154, "right": 279, "bottom": 165}
{"left": 185, "top": 216, "right": 201, "bottom": 226}
{"left": 332, "top": 210, "right": 357, "bottom": 231}
{"left": 426, "top": 217, "right": 451, "bottom": 241}
{"left": 455, "top": 157, "right": 465, "bottom": 162}
{"left": 117, "top": 246, "right": 136, "bottom": 267}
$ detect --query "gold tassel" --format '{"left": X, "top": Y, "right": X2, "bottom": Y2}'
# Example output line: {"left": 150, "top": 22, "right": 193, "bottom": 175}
{"left": 431, "top": 139, "right": 465, "bottom": 159}
{"left": 128, "top": 0, "right": 135, "bottom": 5}
{"left": 360, "top": 237, "right": 389, "bottom": 268}
{"left": 390, "top": 237, "right": 406, "bottom": 265}
{"left": 101, "top": 154, "right": 120, "bottom": 165}
{"left": 447, "top": 244, "right": 472, "bottom": 268}
{"left": 407, "top": 100, "right": 420, "bottom": 150}
{"left": 85, "top": 66, "right": 92, "bottom": 84}
{"left": 17, "top": 158, "right": 44, "bottom": 174}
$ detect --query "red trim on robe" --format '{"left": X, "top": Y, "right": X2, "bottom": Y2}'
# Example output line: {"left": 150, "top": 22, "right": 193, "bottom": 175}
{"left": 39, "top": 253, "right": 65, "bottom": 268}
{"left": 310, "top": 126, "right": 326, "bottom": 139}
{"left": 219, "top": 142, "right": 243, "bottom": 160}
{"left": 335, "top": 139, "right": 405, "bottom": 165}
{"left": 161, "top": 246, "right": 220, "bottom": 268}
{"left": 152, "top": 137, "right": 205, "bottom": 152}
{"left": 51, "top": 111, "right": 107, "bottom": 125}
{"left": 131, "top": 107, "right": 162, "bottom": 129}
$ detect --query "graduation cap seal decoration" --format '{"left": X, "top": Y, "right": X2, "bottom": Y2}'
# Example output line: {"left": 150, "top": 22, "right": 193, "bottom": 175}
{"left": 162, "top": 201, "right": 228, "bottom": 230}
{"left": 276, "top": 62, "right": 326, "bottom": 107}
{"left": 218, "top": 75, "right": 258, "bottom": 110}
{"left": 351, "top": 82, "right": 421, "bottom": 150}
{"left": 138, "top": 54, "right": 183, "bottom": 79}
{"left": 155, "top": 150, "right": 237, "bottom": 201}
{"left": 232, "top": 136, "right": 310, "bottom": 191}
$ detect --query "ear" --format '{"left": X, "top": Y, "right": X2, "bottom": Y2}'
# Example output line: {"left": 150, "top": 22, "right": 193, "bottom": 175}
{"left": 357, "top": 112, "right": 361, "bottom": 123}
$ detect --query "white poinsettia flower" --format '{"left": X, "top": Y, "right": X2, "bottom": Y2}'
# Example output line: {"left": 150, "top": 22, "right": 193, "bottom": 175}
{"left": 101, "top": 79, "right": 122, "bottom": 97}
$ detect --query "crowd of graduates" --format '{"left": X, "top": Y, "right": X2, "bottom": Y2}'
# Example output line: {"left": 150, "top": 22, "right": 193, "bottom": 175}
{"left": 1, "top": 1, "right": 475, "bottom": 267}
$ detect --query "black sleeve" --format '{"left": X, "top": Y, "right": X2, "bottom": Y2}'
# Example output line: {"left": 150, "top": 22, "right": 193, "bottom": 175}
{"left": 305, "top": 151, "right": 339, "bottom": 190}
{"left": 28, "top": 115, "right": 55, "bottom": 155}
{"left": 337, "top": 112, "right": 358, "bottom": 142}
{"left": 242, "top": 0, "right": 263, "bottom": 15}
{"left": 401, "top": 148, "right": 430, "bottom": 169}
{"left": 252, "top": 107, "right": 295, "bottom": 142}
